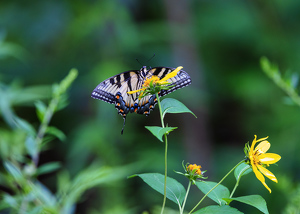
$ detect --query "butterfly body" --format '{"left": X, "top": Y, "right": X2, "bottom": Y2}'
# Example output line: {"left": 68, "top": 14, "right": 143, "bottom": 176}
{"left": 91, "top": 66, "right": 191, "bottom": 133}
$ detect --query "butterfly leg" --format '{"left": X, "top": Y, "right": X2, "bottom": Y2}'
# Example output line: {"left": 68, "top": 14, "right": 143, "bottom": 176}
{"left": 121, "top": 116, "right": 126, "bottom": 135}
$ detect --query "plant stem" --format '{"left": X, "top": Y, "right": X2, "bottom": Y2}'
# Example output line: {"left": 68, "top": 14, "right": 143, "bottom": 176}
{"left": 156, "top": 93, "right": 167, "bottom": 214}
{"left": 189, "top": 160, "right": 244, "bottom": 213}
{"left": 180, "top": 181, "right": 192, "bottom": 214}
{"left": 34, "top": 98, "right": 58, "bottom": 166}
{"left": 156, "top": 93, "right": 165, "bottom": 129}
{"left": 229, "top": 178, "right": 239, "bottom": 198}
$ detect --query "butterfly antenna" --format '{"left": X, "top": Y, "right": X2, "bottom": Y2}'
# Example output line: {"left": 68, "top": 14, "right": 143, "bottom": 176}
{"left": 135, "top": 58, "right": 143, "bottom": 66}
{"left": 121, "top": 116, "right": 126, "bottom": 135}
{"left": 147, "top": 54, "right": 156, "bottom": 63}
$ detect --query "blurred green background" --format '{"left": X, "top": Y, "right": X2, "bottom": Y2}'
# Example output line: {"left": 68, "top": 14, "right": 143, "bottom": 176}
{"left": 1, "top": 0, "right": 300, "bottom": 213}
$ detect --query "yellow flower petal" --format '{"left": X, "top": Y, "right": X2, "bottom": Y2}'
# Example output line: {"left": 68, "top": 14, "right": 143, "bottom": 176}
{"left": 252, "top": 164, "right": 272, "bottom": 193}
{"left": 257, "top": 164, "right": 278, "bottom": 183}
{"left": 259, "top": 153, "right": 281, "bottom": 164}
{"left": 250, "top": 135, "right": 258, "bottom": 155}
{"left": 256, "top": 136, "right": 269, "bottom": 143}
{"left": 127, "top": 88, "right": 144, "bottom": 94}
{"left": 255, "top": 140, "right": 270, "bottom": 154}
{"left": 159, "top": 66, "right": 183, "bottom": 83}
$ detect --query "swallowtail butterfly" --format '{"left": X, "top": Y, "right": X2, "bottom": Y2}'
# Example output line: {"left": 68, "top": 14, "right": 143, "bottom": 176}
{"left": 91, "top": 66, "right": 191, "bottom": 134}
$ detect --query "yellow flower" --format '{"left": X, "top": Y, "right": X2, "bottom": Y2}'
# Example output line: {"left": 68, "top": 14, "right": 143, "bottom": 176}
{"left": 248, "top": 135, "right": 281, "bottom": 193}
{"left": 127, "top": 66, "right": 183, "bottom": 98}
{"left": 187, "top": 164, "right": 202, "bottom": 175}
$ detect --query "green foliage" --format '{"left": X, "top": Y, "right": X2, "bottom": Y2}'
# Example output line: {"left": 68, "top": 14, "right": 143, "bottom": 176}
{"left": 193, "top": 205, "right": 243, "bottom": 214}
{"left": 260, "top": 57, "right": 300, "bottom": 107}
{"left": 145, "top": 126, "right": 177, "bottom": 142}
{"left": 131, "top": 173, "right": 186, "bottom": 206}
{"left": 145, "top": 98, "right": 195, "bottom": 142}
{"left": 224, "top": 195, "right": 269, "bottom": 214}
{"left": 195, "top": 181, "right": 230, "bottom": 206}
{"left": 283, "top": 184, "right": 300, "bottom": 214}
{"left": 234, "top": 162, "right": 252, "bottom": 181}
{"left": 161, "top": 98, "right": 197, "bottom": 119}
{"left": 0, "top": 69, "right": 132, "bottom": 213}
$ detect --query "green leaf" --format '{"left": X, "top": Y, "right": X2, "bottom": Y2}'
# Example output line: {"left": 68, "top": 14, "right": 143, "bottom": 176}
{"left": 224, "top": 195, "right": 269, "bottom": 214}
{"left": 14, "top": 117, "right": 36, "bottom": 136}
{"left": 37, "top": 162, "right": 61, "bottom": 175}
{"left": 161, "top": 98, "right": 196, "bottom": 119}
{"left": 2, "top": 194, "right": 18, "bottom": 208}
{"left": 145, "top": 126, "right": 177, "bottom": 142}
{"left": 234, "top": 162, "right": 252, "bottom": 181}
{"left": 53, "top": 68, "right": 78, "bottom": 97}
{"left": 193, "top": 205, "right": 243, "bottom": 214}
{"left": 131, "top": 173, "right": 186, "bottom": 206}
{"left": 30, "top": 182, "right": 56, "bottom": 206}
{"left": 35, "top": 101, "right": 47, "bottom": 122}
{"left": 195, "top": 181, "right": 230, "bottom": 205}
{"left": 25, "top": 135, "right": 38, "bottom": 159}
{"left": 4, "top": 161, "right": 23, "bottom": 182}
{"left": 46, "top": 126, "right": 66, "bottom": 141}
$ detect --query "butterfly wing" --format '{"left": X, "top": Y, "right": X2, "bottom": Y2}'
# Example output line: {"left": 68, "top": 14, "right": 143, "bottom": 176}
{"left": 127, "top": 67, "right": 192, "bottom": 115}
{"left": 91, "top": 70, "right": 140, "bottom": 104}
{"left": 91, "top": 66, "right": 192, "bottom": 134}
{"left": 146, "top": 67, "right": 192, "bottom": 96}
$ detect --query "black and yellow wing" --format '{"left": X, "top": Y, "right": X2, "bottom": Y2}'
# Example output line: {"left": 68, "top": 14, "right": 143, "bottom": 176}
{"left": 91, "top": 66, "right": 191, "bottom": 133}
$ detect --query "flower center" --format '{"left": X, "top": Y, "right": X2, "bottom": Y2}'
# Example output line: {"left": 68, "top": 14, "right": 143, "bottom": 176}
{"left": 143, "top": 76, "right": 160, "bottom": 87}
{"left": 187, "top": 164, "right": 202, "bottom": 175}
{"left": 252, "top": 151, "right": 262, "bottom": 165}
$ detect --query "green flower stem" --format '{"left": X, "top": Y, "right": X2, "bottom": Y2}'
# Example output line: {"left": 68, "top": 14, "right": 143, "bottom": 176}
{"left": 156, "top": 93, "right": 167, "bottom": 214}
{"left": 189, "top": 160, "right": 244, "bottom": 214}
{"left": 229, "top": 170, "right": 242, "bottom": 198}
{"left": 180, "top": 180, "right": 192, "bottom": 214}
{"left": 156, "top": 93, "right": 165, "bottom": 129}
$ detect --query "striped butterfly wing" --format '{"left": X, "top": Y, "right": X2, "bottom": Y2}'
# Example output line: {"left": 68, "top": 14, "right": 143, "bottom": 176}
{"left": 145, "top": 67, "right": 192, "bottom": 97}
{"left": 91, "top": 66, "right": 192, "bottom": 134}
{"left": 91, "top": 70, "right": 140, "bottom": 104}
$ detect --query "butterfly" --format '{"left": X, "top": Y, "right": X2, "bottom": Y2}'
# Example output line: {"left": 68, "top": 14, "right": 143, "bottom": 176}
{"left": 91, "top": 66, "right": 191, "bottom": 134}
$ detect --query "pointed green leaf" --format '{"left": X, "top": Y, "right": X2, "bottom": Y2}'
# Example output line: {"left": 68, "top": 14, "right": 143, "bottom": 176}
{"left": 30, "top": 182, "right": 56, "bottom": 206}
{"left": 46, "top": 126, "right": 66, "bottom": 141}
{"left": 131, "top": 173, "right": 186, "bottom": 206}
{"left": 224, "top": 195, "right": 269, "bottom": 214}
{"left": 195, "top": 181, "right": 230, "bottom": 205}
{"left": 25, "top": 135, "right": 38, "bottom": 159}
{"left": 193, "top": 205, "right": 243, "bottom": 214}
{"left": 145, "top": 126, "right": 177, "bottom": 142}
{"left": 234, "top": 162, "right": 252, "bottom": 181}
{"left": 4, "top": 161, "right": 23, "bottom": 181}
{"left": 2, "top": 194, "right": 18, "bottom": 208}
{"left": 35, "top": 101, "right": 47, "bottom": 122}
{"left": 161, "top": 98, "right": 196, "bottom": 119}
{"left": 14, "top": 117, "right": 36, "bottom": 136}
{"left": 37, "top": 162, "right": 61, "bottom": 175}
